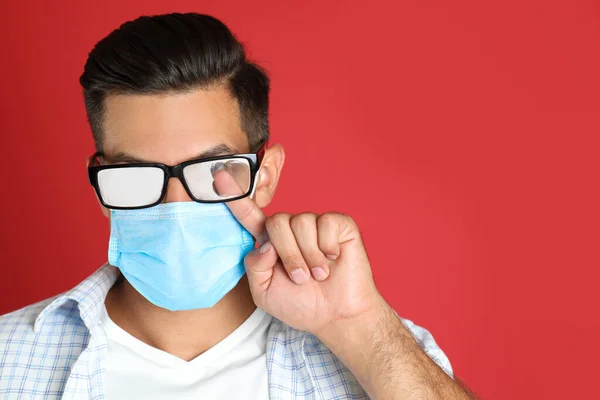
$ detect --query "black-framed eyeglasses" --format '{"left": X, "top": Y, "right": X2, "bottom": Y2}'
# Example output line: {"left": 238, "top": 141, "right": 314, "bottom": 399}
{"left": 88, "top": 142, "right": 267, "bottom": 210}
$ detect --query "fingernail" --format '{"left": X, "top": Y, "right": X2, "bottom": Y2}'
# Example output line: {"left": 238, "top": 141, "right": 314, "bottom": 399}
{"left": 311, "top": 267, "right": 328, "bottom": 281}
{"left": 260, "top": 241, "right": 272, "bottom": 254}
{"left": 290, "top": 268, "right": 309, "bottom": 284}
{"left": 326, "top": 254, "right": 338, "bottom": 260}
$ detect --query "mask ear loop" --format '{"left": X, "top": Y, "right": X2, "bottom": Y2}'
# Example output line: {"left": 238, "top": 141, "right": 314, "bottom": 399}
{"left": 249, "top": 167, "right": 261, "bottom": 199}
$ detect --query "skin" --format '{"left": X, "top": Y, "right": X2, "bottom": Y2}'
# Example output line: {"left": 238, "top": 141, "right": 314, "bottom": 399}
{"left": 95, "top": 84, "right": 476, "bottom": 399}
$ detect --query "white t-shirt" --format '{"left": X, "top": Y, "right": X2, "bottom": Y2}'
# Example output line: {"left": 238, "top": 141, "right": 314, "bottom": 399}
{"left": 100, "top": 305, "right": 273, "bottom": 399}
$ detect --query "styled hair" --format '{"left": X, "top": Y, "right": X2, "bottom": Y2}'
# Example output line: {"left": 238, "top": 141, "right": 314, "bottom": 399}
{"left": 79, "top": 13, "right": 270, "bottom": 152}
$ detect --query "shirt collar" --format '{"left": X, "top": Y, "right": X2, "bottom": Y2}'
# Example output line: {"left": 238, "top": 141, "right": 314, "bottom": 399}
{"left": 34, "top": 263, "right": 119, "bottom": 333}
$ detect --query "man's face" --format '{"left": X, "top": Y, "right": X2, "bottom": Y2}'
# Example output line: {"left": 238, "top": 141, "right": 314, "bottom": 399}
{"left": 95, "top": 85, "right": 282, "bottom": 217}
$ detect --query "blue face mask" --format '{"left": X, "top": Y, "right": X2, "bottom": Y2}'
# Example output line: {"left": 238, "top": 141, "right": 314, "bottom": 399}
{"left": 108, "top": 202, "right": 255, "bottom": 311}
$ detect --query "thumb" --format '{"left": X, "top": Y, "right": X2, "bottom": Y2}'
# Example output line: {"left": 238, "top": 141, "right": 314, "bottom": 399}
{"left": 244, "top": 241, "right": 278, "bottom": 300}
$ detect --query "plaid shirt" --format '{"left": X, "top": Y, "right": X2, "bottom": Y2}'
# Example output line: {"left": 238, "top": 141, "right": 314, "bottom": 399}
{"left": 0, "top": 264, "right": 452, "bottom": 399}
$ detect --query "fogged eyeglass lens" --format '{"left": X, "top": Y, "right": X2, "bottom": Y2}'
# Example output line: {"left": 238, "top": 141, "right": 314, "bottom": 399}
{"left": 183, "top": 159, "right": 251, "bottom": 200}
{"left": 97, "top": 167, "right": 164, "bottom": 207}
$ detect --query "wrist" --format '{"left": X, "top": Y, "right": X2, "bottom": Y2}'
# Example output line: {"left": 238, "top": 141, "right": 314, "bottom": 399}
{"left": 314, "top": 298, "right": 414, "bottom": 398}
{"left": 315, "top": 296, "right": 400, "bottom": 353}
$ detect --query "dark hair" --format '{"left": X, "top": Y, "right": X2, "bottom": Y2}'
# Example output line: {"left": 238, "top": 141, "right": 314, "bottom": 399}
{"left": 80, "top": 13, "right": 270, "bottom": 152}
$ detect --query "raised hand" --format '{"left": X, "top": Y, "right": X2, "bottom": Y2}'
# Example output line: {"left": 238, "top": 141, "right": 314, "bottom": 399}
{"left": 214, "top": 169, "right": 386, "bottom": 335}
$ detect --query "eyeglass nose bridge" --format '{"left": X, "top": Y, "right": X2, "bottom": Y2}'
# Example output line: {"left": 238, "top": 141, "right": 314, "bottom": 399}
{"left": 161, "top": 164, "right": 193, "bottom": 197}
{"left": 164, "top": 164, "right": 185, "bottom": 181}
{"left": 157, "top": 164, "right": 196, "bottom": 203}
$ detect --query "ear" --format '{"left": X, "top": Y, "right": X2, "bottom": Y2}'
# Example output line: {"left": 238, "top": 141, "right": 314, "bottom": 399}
{"left": 86, "top": 155, "right": 110, "bottom": 218}
{"left": 253, "top": 143, "right": 285, "bottom": 208}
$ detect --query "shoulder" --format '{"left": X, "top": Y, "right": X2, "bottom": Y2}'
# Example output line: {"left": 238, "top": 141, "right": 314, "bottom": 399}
{"left": 0, "top": 296, "right": 58, "bottom": 340}
{"left": 0, "top": 294, "right": 88, "bottom": 339}
{"left": 1, "top": 297, "right": 50, "bottom": 327}
{"left": 0, "top": 296, "right": 89, "bottom": 396}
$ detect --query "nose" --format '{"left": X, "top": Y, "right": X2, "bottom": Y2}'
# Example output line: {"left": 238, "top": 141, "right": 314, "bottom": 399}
{"left": 163, "top": 177, "right": 193, "bottom": 203}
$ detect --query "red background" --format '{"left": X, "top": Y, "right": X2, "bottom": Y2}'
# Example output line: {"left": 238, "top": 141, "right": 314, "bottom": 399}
{"left": 1, "top": 0, "right": 598, "bottom": 398}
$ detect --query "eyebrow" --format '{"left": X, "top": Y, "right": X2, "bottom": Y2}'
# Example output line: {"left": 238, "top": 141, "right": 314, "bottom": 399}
{"left": 105, "top": 144, "right": 240, "bottom": 164}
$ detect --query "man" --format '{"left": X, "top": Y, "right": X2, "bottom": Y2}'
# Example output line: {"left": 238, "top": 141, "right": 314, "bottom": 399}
{"left": 0, "top": 13, "right": 474, "bottom": 399}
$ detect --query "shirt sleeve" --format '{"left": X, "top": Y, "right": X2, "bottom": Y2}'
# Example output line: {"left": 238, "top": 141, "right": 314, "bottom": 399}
{"left": 398, "top": 316, "right": 454, "bottom": 378}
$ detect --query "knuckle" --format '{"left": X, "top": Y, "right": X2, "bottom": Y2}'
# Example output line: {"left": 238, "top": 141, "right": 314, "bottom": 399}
{"left": 290, "top": 213, "right": 316, "bottom": 232}
{"left": 318, "top": 212, "right": 355, "bottom": 230}
{"left": 266, "top": 213, "right": 291, "bottom": 232}
{"left": 343, "top": 214, "right": 356, "bottom": 228}
{"left": 317, "top": 212, "right": 339, "bottom": 227}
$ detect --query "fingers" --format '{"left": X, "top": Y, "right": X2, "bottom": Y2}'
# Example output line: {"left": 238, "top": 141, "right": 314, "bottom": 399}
{"left": 317, "top": 214, "right": 343, "bottom": 260}
{"left": 266, "top": 213, "right": 312, "bottom": 284}
{"left": 222, "top": 161, "right": 251, "bottom": 193}
{"left": 216, "top": 183, "right": 351, "bottom": 286}
{"left": 266, "top": 213, "right": 334, "bottom": 284}
{"left": 214, "top": 169, "right": 269, "bottom": 245}
{"left": 244, "top": 240, "right": 279, "bottom": 295}
{"left": 290, "top": 213, "right": 330, "bottom": 281}
{"left": 212, "top": 167, "right": 245, "bottom": 197}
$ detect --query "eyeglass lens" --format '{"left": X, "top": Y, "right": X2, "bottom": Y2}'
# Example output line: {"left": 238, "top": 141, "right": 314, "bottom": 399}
{"left": 96, "top": 158, "right": 252, "bottom": 208}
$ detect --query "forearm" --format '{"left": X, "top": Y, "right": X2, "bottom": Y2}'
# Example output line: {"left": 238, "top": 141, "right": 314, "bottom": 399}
{"left": 316, "top": 301, "right": 474, "bottom": 399}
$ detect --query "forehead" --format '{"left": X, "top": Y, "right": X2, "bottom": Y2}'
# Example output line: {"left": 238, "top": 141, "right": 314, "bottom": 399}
{"left": 102, "top": 86, "right": 249, "bottom": 165}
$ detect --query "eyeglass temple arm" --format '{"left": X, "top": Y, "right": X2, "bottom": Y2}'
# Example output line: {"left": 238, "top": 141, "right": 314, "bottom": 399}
{"left": 250, "top": 140, "right": 269, "bottom": 198}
